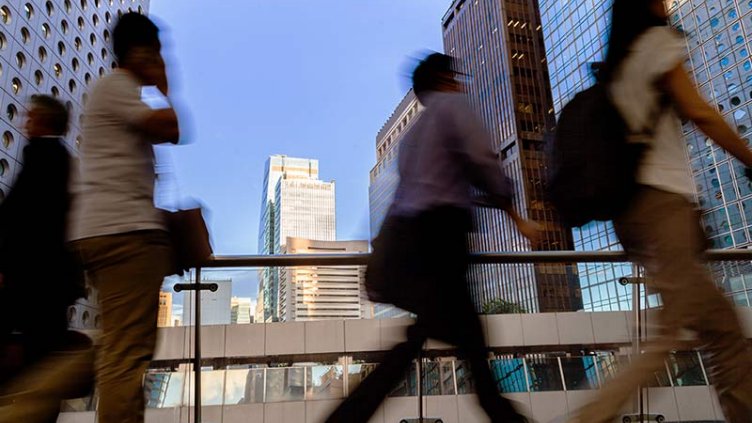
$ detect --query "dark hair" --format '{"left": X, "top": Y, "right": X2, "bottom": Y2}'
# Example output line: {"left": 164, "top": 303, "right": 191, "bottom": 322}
{"left": 113, "top": 12, "right": 159, "bottom": 62}
{"left": 412, "top": 53, "right": 457, "bottom": 99}
{"left": 604, "top": 0, "right": 668, "bottom": 81}
{"left": 30, "top": 95, "right": 69, "bottom": 135}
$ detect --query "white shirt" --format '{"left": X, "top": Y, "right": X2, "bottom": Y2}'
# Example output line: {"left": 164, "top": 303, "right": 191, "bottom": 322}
{"left": 610, "top": 27, "right": 695, "bottom": 198}
{"left": 71, "top": 69, "right": 165, "bottom": 240}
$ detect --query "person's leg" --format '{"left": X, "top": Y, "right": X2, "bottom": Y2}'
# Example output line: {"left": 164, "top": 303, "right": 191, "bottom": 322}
{"left": 574, "top": 188, "right": 752, "bottom": 423}
{"left": 325, "top": 325, "right": 426, "bottom": 423}
{"left": 77, "top": 230, "right": 171, "bottom": 423}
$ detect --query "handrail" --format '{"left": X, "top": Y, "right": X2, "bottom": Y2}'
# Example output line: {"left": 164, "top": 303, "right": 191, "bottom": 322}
{"left": 202, "top": 248, "right": 752, "bottom": 267}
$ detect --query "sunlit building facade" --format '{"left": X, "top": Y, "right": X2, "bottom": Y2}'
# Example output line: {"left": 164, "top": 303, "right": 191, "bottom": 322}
{"left": 257, "top": 155, "right": 335, "bottom": 321}
{"left": 278, "top": 237, "right": 371, "bottom": 321}
{"left": 157, "top": 291, "right": 172, "bottom": 327}
{"left": 442, "top": 0, "right": 581, "bottom": 313}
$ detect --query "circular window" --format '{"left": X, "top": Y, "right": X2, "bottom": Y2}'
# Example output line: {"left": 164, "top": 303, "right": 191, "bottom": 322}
{"left": 34, "top": 70, "right": 43, "bottom": 85}
{"left": 82, "top": 310, "right": 90, "bottom": 325}
{"left": 67, "top": 306, "right": 76, "bottom": 323}
{"left": 732, "top": 96, "right": 742, "bottom": 106}
{"left": 68, "top": 79, "right": 76, "bottom": 93}
{"left": 101, "top": 48, "right": 108, "bottom": 60}
{"left": 111, "top": 61, "right": 116, "bottom": 69}
{"left": 16, "top": 52, "right": 26, "bottom": 68}
{"left": 65, "top": 100, "right": 72, "bottom": 112}
{"left": 138, "top": 5, "right": 143, "bottom": 14}
{"left": 90, "top": 33, "right": 96, "bottom": 46}
{"left": 46, "top": 1, "right": 54, "bottom": 16}
{"left": 11, "top": 78, "right": 22, "bottom": 95}
{"left": 105, "top": 11, "right": 111, "bottom": 23}
{"left": 98, "top": 66, "right": 105, "bottom": 76}
{"left": 80, "top": 0, "right": 88, "bottom": 10}
{"left": 0, "top": 159, "right": 9, "bottom": 177}
{"left": 77, "top": 16, "right": 84, "bottom": 30}
{"left": 41, "top": 23, "right": 50, "bottom": 38}
{"left": 94, "top": 314, "right": 100, "bottom": 329}
{"left": 739, "top": 124, "right": 749, "bottom": 133}
{"left": 53, "top": 63, "right": 62, "bottom": 77}
{"left": 95, "top": 0, "right": 101, "bottom": 6}
{"left": 6, "top": 104, "right": 17, "bottom": 121}
{"left": 0, "top": 32, "right": 7, "bottom": 49}
{"left": 1, "top": 6, "right": 11, "bottom": 24}
{"left": 57, "top": 41, "right": 66, "bottom": 56}
{"left": 51, "top": 86, "right": 60, "bottom": 97}
{"left": 104, "top": 29, "right": 110, "bottom": 42}
{"left": 87, "top": 52, "right": 94, "bottom": 65}
{"left": 72, "top": 57, "right": 79, "bottom": 71}
{"left": 61, "top": 19, "right": 69, "bottom": 34}
{"left": 74, "top": 37, "right": 82, "bottom": 51}
{"left": 93, "top": 14, "right": 99, "bottom": 26}
{"left": 84, "top": 72, "right": 91, "bottom": 85}
{"left": 24, "top": 3, "right": 34, "bottom": 20}
{"left": 64, "top": 0, "right": 72, "bottom": 13}
{"left": 2, "top": 131, "right": 13, "bottom": 149}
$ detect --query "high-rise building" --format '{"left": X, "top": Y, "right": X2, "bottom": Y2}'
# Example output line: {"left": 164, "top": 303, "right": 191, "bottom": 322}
{"left": 538, "top": 0, "right": 635, "bottom": 312}
{"left": 257, "top": 155, "right": 336, "bottom": 322}
{"left": 278, "top": 237, "right": 372, "bottom": 321}
{"left": 2, "top": 0, "right": 152, "bottom": 330}
{"left": 540, "top": 0, "right": 752, "bottom": 310}
{"left": 442, "top": 0, "right": 581, "bottom": 313}
{"left": 231, "top": 296, "right": 253, "bottom": 324}
{"left": 183, "top": 277, "right": 232, "bottom": 326}
{"left": 368, "top": 89, "right": 421, "bottom": 319}
{"left": 157, "top": 291, "right": 172, "bottom": 327}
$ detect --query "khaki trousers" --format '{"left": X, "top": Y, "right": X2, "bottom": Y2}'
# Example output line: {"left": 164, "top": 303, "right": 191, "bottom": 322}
{"left": 576, "top": 187, "right": 752, "bottom": 422}
{"left": 74, "top": 230, "right": 171, "bottom": 423}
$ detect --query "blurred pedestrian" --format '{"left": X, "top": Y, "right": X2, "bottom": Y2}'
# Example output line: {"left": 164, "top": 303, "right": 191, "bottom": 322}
{"left": 0, "top": 95, "right": 92, "bottom": 423}
{"left": 70, "top": 12, "right": 181, "bottom": 423}
{"left": 568, "top": 0, "right": 752, "bottom": 421}
{"left": 325, "top": 53, "right": 539, "bottom": 423}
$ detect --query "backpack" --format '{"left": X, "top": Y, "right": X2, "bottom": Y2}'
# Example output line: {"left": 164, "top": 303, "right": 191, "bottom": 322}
{"left": 547, "top": 83, "right": 650, "bottom": 228}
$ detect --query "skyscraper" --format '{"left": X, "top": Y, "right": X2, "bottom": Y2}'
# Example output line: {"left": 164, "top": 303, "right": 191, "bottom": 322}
{"left": 257, "top": 155, "right": 336, "bottom": 321}
{"left": 442, "top": 0, "right": 581, "bottom": 313}
{"left": 231, "top": 296, "right": 253, "bottom": 324}
{"left": 538, "top": 0, "right": 635, "bottom": 312}
{"left": 157, "top": 291, "right": 172, "bottom": 327}
{"left": 540, "top": 0, "right": 752, "bottom": 310}
{"left": 369, "top": 89, "right": 421, "bottom": 239}
{"left": 278, "top": 237, "right": 371, "bottom": 321}
{"left": 368, "top": 89, "right": 421, "bottom": 319}
{"left": 0, "top": 0, "right": 151, "bottom": 330}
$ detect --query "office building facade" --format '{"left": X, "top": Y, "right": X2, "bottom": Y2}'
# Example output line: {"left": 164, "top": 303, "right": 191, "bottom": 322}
{"left": 0, "top": 0, "right": 151, "bottom": 329}
{"left": 257, "top": 155, "right": 336, "bottom": 321}
{"left": 442, "top": 0, "right": 581, "bottom": 313}
{"left": 231, "top": 296, "right": 253, "bottom": 324}
{"left": 157, "top": 291, "right": 172, "bottom": 327}
{"left": 278, "top": 237, "right": 372, "bottom": 321}
{"left": 183, "top": 278, "right": 232, "bottom": 326}
{"left": 368, "top": 89, "right": 421, "bottom": 319}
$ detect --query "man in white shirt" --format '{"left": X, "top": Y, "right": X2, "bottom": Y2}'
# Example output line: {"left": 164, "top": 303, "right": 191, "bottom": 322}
{"left": 71, "top": 13, "right": 181, "bottom": 423}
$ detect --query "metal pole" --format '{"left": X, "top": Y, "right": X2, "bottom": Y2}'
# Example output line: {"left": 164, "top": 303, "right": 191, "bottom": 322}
{"left": 194, "top": 267, "right": 202, "bottom": 423}
{"left": 630, "top": 265, "right": 643, "bottom": 423}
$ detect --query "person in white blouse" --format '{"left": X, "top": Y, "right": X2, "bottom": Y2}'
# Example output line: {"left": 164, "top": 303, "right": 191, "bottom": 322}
{"left": 570, "top": 0, "right": 752, "bottom": 422}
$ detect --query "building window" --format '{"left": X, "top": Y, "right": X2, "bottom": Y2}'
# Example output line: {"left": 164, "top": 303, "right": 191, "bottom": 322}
{"left": 87, "top": 52, "right": 94, "bottom": 65}
{"left": 69, "top": 79, "right": 77, "bottom": 93}
{"left": 58, "top": 41, "right": 67, "bottom": 56}
{"left": 1, "top": 6, "right": 11, "bottom": 24}
{"left": 95, "top": 0, "right": 101, "bottom": 7}
{"left": 80, "top": 0, "right": 88, "bottom": 11}
{"left": 46, "top": 1, "right": 55, "bottom": 16}
{"left": 103, "top": 29, "right": 110, "bottom": 42}
{"left": 0, "top": 159, "right": 9, "bottom": 178}
{"left": 24, "top": 3, "right": 34, "bottom": 20}
{"left": 41, "top": 23, "right": 50, "bottom": 38}
{"left": 0, "top": 32, "right": 7, "bottom": 49}
{"left": 93, "top": 14, "right": 99, "bottom": 27}
{"left": 72, "top": 57, "right": 80, "bottom": 71}
{"left": 105, "top": 11, "right": 111, "bottom": 23}
{"left": 98, "top": 66, "right": 105, "bottom": 76}
{"left": 54, "top": 63, "right": 62, "bottom": 78}
{"left": 77, "top": 16, "right": 84, "bottom": 30}
{"left": 38, "top": 46, "right": 47, "bottom": 62}
{"left": 34, "top": 70, "right": 43, "bottom": 86}
{"left": 90, "top": 33, "right": 96, "bottom": 46}
{"left": 11, "top": 78, "right": 23, "bottom": 94}
{"left": 2, "top": 131, "right": 13, "bottom": 149}
{"left": 61, "top": 19, "right": 69, "bottom": 34}
{"left": 51, "top": 86, "right": 59, "bottom": 97}
{"left": 6, "top": 104, "right": 16, "bottom": 122}
{"left": 101, "top": 48, "right": 107, "bottom": 60}
{"left": 16, "top": 52, "right": 26, "bottom": 69}
{"left": 84, "top": 72, "right": 91, "bottom": 85}
{"left": 64, "top": 0, "right": 72, "bottom": 13}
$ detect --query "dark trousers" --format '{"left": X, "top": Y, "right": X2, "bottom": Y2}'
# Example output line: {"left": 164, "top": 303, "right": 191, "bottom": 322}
{"left": 326, "top": 207, "right": 522, "bottom": 423}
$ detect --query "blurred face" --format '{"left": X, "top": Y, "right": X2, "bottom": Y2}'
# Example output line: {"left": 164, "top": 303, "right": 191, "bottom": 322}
{"left": 651, "top": 0, "right": 668, "bottom": 20}
{"left": 24, "top": 107, "right": 46, "bottom": 138}
{"left": 124, "top": 44, "right": 163, "bottom": 84}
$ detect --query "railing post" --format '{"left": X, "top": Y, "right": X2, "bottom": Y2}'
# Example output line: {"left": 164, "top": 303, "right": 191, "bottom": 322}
{"left": 194, "top": 267, "right": 202, "bottom": 423}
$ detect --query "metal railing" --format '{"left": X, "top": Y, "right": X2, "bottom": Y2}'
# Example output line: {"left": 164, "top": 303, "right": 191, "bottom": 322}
{"left": 177, "top": 249, "right": 752, "bottom": 422}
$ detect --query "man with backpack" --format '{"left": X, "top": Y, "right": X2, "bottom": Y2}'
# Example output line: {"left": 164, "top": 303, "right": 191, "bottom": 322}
{"left": 325, "top": 52, "right": 540, "bottom": 423}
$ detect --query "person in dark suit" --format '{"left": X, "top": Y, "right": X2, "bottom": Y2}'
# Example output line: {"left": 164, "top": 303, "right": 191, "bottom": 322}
{"left": 325, "top": 53, "right": 540, "bottom": 423}
{"left": 0, "top": 95, "right": 90, "bottom": 423}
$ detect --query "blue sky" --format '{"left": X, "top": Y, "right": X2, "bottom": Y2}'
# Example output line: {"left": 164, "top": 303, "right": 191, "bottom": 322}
{"left": 150, "top": 1, "right": 449, "bottom": 298}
